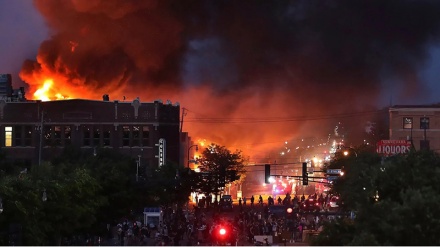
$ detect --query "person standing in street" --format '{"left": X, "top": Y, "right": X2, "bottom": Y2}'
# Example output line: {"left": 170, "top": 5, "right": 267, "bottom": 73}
{"left": 250, "top": 195, "right": 255, "bottom": 206}
{"left": 243, "top": 196, "right": 247, "bottom": 206}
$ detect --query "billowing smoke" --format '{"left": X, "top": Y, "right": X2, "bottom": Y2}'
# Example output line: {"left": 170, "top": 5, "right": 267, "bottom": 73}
{"left": 20, "top": 0, "right": 440, "bottom": 161}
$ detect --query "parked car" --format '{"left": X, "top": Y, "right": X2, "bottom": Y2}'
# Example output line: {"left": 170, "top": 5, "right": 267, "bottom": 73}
{"left": 329, "top": 196, "right": 340, "bottom": 210}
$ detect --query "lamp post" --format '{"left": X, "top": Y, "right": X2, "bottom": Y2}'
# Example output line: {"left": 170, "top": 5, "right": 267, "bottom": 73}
{"left": 187, "top": 144, "right": 198, "bottom": 168}
{"left": 421, "top": 116, "right": 429, "bottom": 149}
{"left": 42, "top": 189, "right": 47, "bottom": 202}
{"left": 38, "top": 111, "right": 44, "bottom": 166}
{"left": 136, "top": 155, "right": 141, "bottom": 182}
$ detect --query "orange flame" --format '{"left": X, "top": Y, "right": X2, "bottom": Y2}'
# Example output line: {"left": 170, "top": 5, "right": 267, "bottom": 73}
{"left": 33, "top": 79, "right": 69, "bottom": 101}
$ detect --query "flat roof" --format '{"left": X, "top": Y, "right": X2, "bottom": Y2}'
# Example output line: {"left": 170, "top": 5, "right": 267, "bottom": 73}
{"left": 391, "top": 103, "right": 440, "bottom": 109}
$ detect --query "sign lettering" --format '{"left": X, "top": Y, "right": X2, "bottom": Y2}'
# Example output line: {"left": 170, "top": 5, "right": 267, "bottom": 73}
{"left": 158, "top": 138, "right": 166, "bottom": 167}
{"left": 376, "top": 140, "right": 411, "bottom": 157}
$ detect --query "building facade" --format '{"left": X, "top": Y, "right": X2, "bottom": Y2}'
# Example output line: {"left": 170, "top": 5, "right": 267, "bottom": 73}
{"left": 0, "top": 98, "right": 181, "bottom": 169}
{"left": 389, "top": 104, "right": 440, "bottom": 151}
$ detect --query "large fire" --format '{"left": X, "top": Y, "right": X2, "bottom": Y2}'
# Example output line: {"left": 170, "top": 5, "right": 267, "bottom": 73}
{"left": 33, "top": 79, "right": 68, "bottom": 101}
{"left": 23, "top": 65, "right": 114, "bottom": 102}
{"left": 18, "top": 0, "right": 408, "bottom": 163}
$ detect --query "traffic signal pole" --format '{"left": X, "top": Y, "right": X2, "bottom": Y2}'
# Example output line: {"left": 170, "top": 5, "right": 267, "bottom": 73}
{"left": 264, "top": 162, "right": 331, "bottom": 185}
{"left": 269, "top": 174, "right": 330, "bottom": 184}
{"left": 302, "top": 162, "right": 308, "bottom": 185}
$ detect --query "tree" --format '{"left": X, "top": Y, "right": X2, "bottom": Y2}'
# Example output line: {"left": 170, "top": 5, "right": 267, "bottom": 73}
{"left": 146, "top": 162, "right": 196, "bottom": 207}
{"left": 196, "top": 143, "right": 247, "bottom": 196}
{"left": 325, "top": 144, "right": 381, "bottom": 211}
{"left": 312, "top": 149, "right": 440, "bottom": 245}
{"left": 54, "top": 147, "right": 155, "bottom": 214}
{"left": 0, "top": 162, "right": 105, "bottom": 245}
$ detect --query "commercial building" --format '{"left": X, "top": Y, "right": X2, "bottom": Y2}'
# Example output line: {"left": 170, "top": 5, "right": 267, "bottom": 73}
{"left": 389, "top": 104, "right": 440, "bottom": 151}
{"left": 0, "top": 97, "right": 181, "bottom": 169}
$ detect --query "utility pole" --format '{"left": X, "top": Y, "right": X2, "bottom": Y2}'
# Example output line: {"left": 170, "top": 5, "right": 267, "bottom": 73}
{"left": 38, "top": 111, "right": 44, "bottom": 166}
{"left": 180, "top": 107, "right": 187, "bottom": 133}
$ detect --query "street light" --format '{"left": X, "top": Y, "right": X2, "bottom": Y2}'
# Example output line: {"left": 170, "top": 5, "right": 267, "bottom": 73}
{"left": 187, "top": 144, "right": 198, "bottom": 168}
{"left": 341, "top": 146, "right": 358, "bottom": 157}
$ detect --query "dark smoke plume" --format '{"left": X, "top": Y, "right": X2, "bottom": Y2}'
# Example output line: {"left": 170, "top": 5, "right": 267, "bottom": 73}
{"left": 20, "top": 0, "right": 440, "bottom": 159}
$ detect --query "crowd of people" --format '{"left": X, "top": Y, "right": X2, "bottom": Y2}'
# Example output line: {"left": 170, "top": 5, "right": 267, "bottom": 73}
{"left": 185, "top": 193, "right": 334, "bottom": 245}
{"left": 235, "top": 195, "right": 329, "bottom": 244}
{"left": 98, "top": 192, "right": 339, "bottom": 246}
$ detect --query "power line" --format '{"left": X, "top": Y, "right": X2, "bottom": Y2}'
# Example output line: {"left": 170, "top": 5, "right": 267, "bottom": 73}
{"left": 184, "top": 109, "right": 386, "bottom": 124}
{"left": 226, "top": 137, "right": 327, "bottom": 148}
{"left": 251, "top": 162, "right": 303, "bottom": 166}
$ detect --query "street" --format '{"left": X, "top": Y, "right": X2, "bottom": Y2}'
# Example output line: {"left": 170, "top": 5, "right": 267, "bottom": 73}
{"left": 99, "top": 200, "right": 321, "bottom": 246}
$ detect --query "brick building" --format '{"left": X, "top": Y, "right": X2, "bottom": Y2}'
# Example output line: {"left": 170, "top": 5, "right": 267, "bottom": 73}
{"left": 389, "top": 104, "right": 440, "bottom": 152}
{"left": 0, "top": 98, "right": 181, "bottom": 168}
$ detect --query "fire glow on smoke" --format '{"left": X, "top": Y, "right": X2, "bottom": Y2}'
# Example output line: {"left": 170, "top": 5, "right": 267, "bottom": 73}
{"left": 19, "top": 0, "right": 440, "bottom": 160}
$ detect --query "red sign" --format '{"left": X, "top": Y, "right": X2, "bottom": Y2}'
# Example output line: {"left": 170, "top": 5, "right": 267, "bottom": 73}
{"left": 376, "top": 140, "right": 411, "bottom": 156}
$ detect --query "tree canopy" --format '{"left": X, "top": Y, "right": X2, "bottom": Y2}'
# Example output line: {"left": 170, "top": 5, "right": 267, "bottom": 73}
{"left": 312, "top": 149, "right": 440, "bottom": 245}
{"left": 0, "top": 162, "right": 105, "bottom": 245}
{"left": 0, "top": 146, "right": 195, "bottom": 245}
{"left": 196, "top": 143, "right": 247, "bottom": 196}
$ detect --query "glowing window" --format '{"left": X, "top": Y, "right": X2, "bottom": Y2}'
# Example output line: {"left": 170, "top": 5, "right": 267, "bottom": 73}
{"left": 5, "top": 126, "right": 12, "bottom": 147}
{"left": 132, "top": 126, "right": 140, "bottom": 146}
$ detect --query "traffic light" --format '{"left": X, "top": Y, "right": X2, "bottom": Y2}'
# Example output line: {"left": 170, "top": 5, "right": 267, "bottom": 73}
{"left": 302, "top": 162, "right": 308, "bottom": 185}
{"left": 219, "top": 228, "right": 226, "bottom": 235}
{"left": 264, "top": 164, "right": 270, "bottom": 184}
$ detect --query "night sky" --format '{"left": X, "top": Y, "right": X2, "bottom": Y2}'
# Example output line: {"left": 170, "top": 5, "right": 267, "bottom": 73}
{"left": 1, "top": 0, "right": 440, "bottom": 156}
